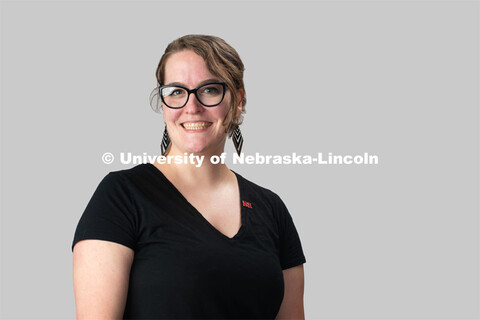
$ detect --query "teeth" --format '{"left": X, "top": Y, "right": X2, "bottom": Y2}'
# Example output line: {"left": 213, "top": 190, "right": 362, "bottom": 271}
{"left": 182, "top": 122, "right": 211, "bottom": 130}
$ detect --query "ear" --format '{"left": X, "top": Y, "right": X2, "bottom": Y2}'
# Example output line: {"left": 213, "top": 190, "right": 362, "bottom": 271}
{"left": 235, "top": 89, "right": 244, "bottom": 119}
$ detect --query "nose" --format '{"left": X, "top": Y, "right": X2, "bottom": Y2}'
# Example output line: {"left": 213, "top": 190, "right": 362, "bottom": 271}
{"left": 183, "top": 92, "right": 204, "bottom": 114}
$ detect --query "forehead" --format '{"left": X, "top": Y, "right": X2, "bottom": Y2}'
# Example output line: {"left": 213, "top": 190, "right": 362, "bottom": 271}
{"left": 164, "top": 50, "right": 216, "bottom": 85}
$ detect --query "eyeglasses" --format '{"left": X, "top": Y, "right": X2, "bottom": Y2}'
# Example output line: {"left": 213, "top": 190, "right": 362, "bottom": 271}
{"left": 158, "top": 82, "right": 227, "bottom": 109}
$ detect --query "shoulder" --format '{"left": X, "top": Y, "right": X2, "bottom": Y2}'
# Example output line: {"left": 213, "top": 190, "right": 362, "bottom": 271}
{"left": 87, "top": 164, "right": 156, "bottom": 204}
{"left": 233, "top": 171, "right": 286, "bottom": 212}
{"left": 104, "top": 163, "right": 152, "bottom": 181}
{"left": 95, "top": 163, "right": 176, "bottom": 206}
{"left": 234, "top": 171, "right": 279, "bottom": 197}
{"left": 99, "top": 164, "right": 154, "bottom": 188}
{"left": 72, "top": 166, "right": 149, "bottom": 252}
{"left": 86, "top": 164, "right": 152, "bottom": 201}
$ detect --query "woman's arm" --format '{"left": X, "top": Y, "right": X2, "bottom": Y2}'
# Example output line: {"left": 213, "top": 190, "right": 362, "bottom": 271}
{"left": 73, "top": 239, "right": 134, "bottom": 319}
{"left": 276, "top": 264, "right": 305, "bottom": 320}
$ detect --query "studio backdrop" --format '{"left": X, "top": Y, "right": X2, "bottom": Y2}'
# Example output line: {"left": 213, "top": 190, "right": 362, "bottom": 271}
{"left": 1, "top": 1, "right": 478, "bottom": 319}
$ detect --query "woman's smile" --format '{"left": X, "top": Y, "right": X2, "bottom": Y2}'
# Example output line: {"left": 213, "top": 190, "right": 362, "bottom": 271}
{"left": 181, "top": 121, "right": 213, "bottom": 131}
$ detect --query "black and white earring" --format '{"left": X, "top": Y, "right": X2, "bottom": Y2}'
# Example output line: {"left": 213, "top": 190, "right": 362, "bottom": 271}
{"left": 232, "top": 125, "right": 243, "bottom": 156}
{"left": 161, "top": 125, "right": 171, "bottom": 156}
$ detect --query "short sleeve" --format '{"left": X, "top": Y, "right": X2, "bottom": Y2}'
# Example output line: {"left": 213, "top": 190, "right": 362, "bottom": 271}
{"left": 275, "top": 195, "right": 306, "bottom": 270}
{"left": 72, "top": 172, "right": 138, "bottom": 251}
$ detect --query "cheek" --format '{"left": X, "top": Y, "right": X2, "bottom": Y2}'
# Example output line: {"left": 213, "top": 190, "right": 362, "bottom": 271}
{"left": 217, "top": 99, "right": 233, "bottom": 121}
{"left": 163, "top": 109, "right": 181, "bottom": 123}
{"left": 212, "top": 107, "right": 230, "bottom": 126}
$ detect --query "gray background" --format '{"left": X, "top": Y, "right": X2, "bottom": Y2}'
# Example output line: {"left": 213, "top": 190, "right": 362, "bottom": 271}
{"left": 1, "top": 0, "right": 479, "bottom": 319}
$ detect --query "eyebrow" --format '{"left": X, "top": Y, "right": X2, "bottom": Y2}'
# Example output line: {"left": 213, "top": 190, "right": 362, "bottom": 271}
{"left": 166, "top": 78, "right": 221, "bottom": 87}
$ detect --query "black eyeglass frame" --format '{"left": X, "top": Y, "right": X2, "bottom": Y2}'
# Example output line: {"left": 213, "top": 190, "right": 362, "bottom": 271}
{"left": 158, "top": 81, "right": 227, "bottom": 109}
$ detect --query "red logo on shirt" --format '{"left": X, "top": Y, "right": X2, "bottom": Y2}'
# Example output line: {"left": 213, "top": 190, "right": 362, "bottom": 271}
{"left": 242, "top": 200, "right": 252, "bottom": 208}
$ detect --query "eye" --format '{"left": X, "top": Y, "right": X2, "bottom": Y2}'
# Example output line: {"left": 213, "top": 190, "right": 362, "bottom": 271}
{"left": 162, "top": 87, "right": 185, "bottom": 97}
{"left": 200, "top": 85, "right": 221, "bottom": 95}
{"left": 171, "top": 89, "right": 183, "bottom": 96}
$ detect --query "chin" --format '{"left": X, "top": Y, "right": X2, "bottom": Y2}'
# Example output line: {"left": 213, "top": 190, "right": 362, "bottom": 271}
{"left": 183, "top": 144, "right": 210, "bottom": 154}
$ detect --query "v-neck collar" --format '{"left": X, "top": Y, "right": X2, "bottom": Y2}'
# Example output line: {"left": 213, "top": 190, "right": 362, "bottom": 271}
{"left": 145, "top": 163, "right": 247, "bottom": 241}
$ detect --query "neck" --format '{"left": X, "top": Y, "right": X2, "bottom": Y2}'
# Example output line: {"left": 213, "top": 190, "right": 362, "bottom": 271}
{"left": 157, "top": 147, "right": 232, "bottom": 187}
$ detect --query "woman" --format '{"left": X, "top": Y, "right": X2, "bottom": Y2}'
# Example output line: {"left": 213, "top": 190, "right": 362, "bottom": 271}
{"left": 72, "top": 34, "right": 306, "bottom": 319}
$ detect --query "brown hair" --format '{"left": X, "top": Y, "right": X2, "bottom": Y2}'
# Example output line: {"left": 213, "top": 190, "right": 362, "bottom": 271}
{"left": 150, "top": 34, "right": 247, "bottom": 136}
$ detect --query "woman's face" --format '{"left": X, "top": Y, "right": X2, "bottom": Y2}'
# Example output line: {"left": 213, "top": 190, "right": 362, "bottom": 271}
{"left": 162, "top": 50, "right": 235, "bottom": 156}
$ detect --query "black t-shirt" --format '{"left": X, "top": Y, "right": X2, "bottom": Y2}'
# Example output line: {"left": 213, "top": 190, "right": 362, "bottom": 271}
{"left": 72, "top": 163, "right": 306, "bottom": 319}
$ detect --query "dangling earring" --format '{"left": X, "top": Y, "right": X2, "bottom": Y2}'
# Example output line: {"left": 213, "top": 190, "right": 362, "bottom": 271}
{"left": 232, "top": 125, "right": 243, "bottom": 156}
{"left": 161, "top": 125, "right": 171, "bottom": 156}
